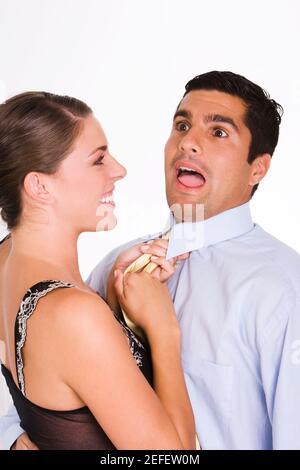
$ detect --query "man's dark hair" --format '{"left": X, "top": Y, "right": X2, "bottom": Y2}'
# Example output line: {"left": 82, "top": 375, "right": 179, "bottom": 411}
{"left": 184, "top": 71, "right": 283, "bottom": 196}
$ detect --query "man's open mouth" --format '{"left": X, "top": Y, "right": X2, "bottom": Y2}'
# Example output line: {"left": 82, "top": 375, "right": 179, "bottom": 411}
{"left": 175, "top": 162, "right": 206, "bottom": 189}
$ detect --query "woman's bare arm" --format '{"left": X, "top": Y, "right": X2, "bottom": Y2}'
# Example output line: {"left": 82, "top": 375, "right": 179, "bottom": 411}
{"left": 53, "top": 290, "right": 194, "bottom": 450}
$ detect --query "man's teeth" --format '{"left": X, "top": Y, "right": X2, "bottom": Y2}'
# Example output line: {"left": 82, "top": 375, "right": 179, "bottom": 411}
{"left": 178, "top": 166, "right": 200, "bottom": 174}
{"left": 180, "top": 166, "right": 195, "bottom": 171}
{"left": 100, "top": 194, "right": 114, "bottom": 204}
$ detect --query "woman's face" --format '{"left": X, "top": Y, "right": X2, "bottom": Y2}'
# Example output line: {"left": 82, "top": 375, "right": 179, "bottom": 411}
{"left": 51, "top": 114, "right": 126, "bottom": 233}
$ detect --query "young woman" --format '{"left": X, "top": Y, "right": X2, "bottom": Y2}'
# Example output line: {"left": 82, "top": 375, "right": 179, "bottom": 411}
{"left": 0, "top": 92, "right": 195, "bottom": 450}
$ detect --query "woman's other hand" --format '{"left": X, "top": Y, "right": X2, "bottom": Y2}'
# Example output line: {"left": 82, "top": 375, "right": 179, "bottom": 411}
{"left": 114, "top": 270, "right": 179, "bottom": 337}
{"left": 11, "top": 432, "right": 39, "bottom": 450}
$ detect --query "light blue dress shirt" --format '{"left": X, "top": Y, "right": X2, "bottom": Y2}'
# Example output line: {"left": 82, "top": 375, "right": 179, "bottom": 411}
{"left": 87, "top": 202, "right": 300, "bottom": 450}
{"left": 1, "top": 202, "right": 300, "bottom": 449}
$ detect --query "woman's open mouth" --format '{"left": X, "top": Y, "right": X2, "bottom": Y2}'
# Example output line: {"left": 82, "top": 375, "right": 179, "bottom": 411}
{"left": 174, "top": 161, "right": 207, "bottom": 190}
{"left": 99, "top": 191, "right": 115, "bottom": 207}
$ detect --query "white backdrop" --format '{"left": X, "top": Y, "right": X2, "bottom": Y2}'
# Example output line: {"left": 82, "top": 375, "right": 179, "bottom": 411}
{"left": 0, "top": 0, "right": 299, "bottom": 427}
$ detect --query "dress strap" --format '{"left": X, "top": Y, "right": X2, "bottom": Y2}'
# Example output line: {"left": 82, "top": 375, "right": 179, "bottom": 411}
{"left": 15, "top": 280, "right": 74, "bottom": 396}
{"left": 0, "top": 233, "right": 11, "bottom": 245}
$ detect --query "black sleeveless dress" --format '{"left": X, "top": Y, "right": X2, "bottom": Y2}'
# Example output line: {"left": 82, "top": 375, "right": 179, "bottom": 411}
{"left": 0, "top": 236, "right": 153, "bottom": 449}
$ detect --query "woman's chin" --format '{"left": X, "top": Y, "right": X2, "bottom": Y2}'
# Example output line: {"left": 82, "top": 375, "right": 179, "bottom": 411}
{"left": 95, "top": 215, "right": 117, "bottom": 232}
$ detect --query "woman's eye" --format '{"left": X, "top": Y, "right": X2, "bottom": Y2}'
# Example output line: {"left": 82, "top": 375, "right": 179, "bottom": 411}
{"left": 213, "top": 128, "right": 228, "bottom": 138}
{"left": 175, "top": 121, "right": 190, "bottom": 132}
{"left": 94, "top": 155, "right": 104, "bottom": 165}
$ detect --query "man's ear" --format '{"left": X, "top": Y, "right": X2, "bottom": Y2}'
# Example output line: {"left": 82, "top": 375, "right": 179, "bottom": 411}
{"left": 23, "top": 172, "right": 54, "bottom": 204}
{"left": 249, "top": 153, "right": 271, "bottom": 187}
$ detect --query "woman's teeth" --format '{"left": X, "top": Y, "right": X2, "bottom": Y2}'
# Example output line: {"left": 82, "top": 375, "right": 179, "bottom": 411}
{"left": 100, "top": 193, "right": 114, "bottom": 204}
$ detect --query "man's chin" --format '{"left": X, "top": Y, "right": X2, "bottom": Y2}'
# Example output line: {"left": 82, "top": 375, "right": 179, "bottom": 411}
{"left": 167, "top": 200, "right": 206, "bottom": 223}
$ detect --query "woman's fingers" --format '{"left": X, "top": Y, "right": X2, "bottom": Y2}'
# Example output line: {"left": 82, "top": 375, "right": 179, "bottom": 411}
{"left": 124, "top": 253, "right": 152, "bottom": 273}
{"left": 150, "top": 257, "right": 176, "bottom": 280}
{"left": 114, "top": 242, "right": 151, "bottom": 272}
{"left": 140, "top": 243, "right": 167, "bottom": 258}
{"left": 141, "top": 240, "right": 190, "bottom": 261}
{"left": 145, "top": 238, "right": 169, "bottom": 248}
{"left": 177, "top": 252, "right": 190, "bottom": 261}
{"left": 13, "top": 432, "right": 39, "bottom": 450}
{"left": 121, "top": 238, "right": 190, "bottom": 281}
{"left": 114, "top": 269, "right": 125, "bottom": 299}
{"left": 150, "top": 252, "right": 191, "bottom": 281}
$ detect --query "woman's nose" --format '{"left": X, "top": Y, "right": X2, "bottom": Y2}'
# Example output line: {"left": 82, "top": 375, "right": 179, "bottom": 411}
{"left": 109, "top": 155, "right": 127, "bottom": 181}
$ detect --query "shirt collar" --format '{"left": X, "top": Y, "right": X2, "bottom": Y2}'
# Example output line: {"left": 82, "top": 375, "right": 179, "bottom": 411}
{"left": 163, "top": 202, "right": 253, "bottom": 260}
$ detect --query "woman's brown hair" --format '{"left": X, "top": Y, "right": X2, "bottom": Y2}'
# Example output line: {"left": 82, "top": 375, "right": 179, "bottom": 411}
{"left": 0, "top": 91, "right": 92, "bottom": 229}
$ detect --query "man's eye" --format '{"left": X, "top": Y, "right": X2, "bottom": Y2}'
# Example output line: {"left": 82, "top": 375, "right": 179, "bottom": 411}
{"left": 175, "top": 121, "right": 190, "bottom": 132}
{"left": 213, "top": 128, "right": 228, "bottom": 138}
{"left": 94, "top": 156, "right": 104, "bottom": 165}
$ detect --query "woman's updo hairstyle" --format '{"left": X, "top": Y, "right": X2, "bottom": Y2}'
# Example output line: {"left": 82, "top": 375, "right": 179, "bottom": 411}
{"left": 0, "top": 91, "right": 92, "bottom": 229}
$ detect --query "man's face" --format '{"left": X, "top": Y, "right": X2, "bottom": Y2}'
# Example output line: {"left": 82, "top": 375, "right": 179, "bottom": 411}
{"left": 165, "top": 89, "right": 264, "bottom": 221}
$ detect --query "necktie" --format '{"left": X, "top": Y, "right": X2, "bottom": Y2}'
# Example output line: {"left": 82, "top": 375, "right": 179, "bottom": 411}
{"left": 122, "top": 232, "right": 170, "bottom": 341}
{"left": 124, "top": 232, "right": 170, "bottom": 275}
{"left": 121, "top": 231, "right": 201, "bottom": 450}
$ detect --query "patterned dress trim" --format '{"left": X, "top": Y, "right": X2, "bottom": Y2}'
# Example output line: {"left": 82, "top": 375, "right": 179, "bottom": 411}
{"left": 15, "top": 280, "right": 74, "bottom": 395}
{"left": 15, "top": 280, "right": 145, "bottom": 397}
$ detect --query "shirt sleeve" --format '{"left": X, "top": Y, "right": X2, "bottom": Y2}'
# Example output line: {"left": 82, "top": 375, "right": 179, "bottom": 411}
{"left": 259, "top": 290, "right": 300, "bottom": 449}
{"left": 0, "top": 403, "right": 24, "bottom": 450}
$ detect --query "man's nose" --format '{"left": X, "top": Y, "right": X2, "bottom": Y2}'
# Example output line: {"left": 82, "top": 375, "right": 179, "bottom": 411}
{"left": 179, "top": 131, "right": 203, "bottom": 155}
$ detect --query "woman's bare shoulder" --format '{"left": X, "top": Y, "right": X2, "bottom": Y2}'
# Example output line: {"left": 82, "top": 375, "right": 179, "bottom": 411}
{"left": 50, "top": 286, "right": 109, "bottom": 315}
{"left": 47, "top": 286, "right": 128, "bottom": 376}
{"left": 47, "top": 285, "right": 116, "bottom": 333}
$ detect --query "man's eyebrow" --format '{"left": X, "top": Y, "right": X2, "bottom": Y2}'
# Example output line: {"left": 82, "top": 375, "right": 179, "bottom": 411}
{"left": 204, "top": 114, "right": 239, "bottom": 132}
{"left": 88, "top": 145, "right": 107, "bottom": 157}
{"left": 173, "top": 109, "right": 192, "bottom": 121}
{"left": 173, "top": 110, "right": 240, "bottom": 133}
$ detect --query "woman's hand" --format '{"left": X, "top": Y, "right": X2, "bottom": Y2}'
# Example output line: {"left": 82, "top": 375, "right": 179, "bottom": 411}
{"left": 138, "top": 239, "right": 189, "bottom": 282}
{"left": 113, "top": 241, "right": 150, "bottom": 272}
{"left": 114, "top": 238, "right": 189, "bottom": 282}
{"left": 107, "top": 239, "right": 189, "bottom": 316}
{"left": 11, "top": 432, "right": 39, "bottom": 450}
{"left": 114, "top": 270, "right": 179, "bottom": 336}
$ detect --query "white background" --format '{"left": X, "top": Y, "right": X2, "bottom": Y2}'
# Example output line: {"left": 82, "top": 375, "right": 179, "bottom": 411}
{"left": 0, "top": 0, "right": 299, "bottom": 426}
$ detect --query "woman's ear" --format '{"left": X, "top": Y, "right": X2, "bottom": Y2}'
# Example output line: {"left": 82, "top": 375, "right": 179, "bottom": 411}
{"left": 23, "top": 172, "right": 55, "bottom": 204}
{"left": 249, "top": 153, "right": 271, "bottom": 186}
